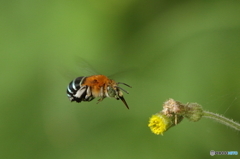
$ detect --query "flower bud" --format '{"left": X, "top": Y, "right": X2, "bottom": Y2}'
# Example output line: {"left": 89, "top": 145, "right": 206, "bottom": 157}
{"left": 184, "top": 103, "right": 203, "bottom": 122}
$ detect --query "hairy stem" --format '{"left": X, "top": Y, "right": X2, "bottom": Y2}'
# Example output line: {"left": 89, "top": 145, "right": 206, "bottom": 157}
{"left": 203, "top": 111, "right": 240, "bottom": 131}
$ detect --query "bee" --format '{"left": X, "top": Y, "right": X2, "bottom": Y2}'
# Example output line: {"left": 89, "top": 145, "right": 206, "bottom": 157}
{"left": 67, "top": 75, "right": 131, "bottom": 109}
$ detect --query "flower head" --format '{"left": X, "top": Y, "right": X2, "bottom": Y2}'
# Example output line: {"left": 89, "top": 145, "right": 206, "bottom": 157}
{"left": 148, "top": 113, "right": 174, "bottom": 135}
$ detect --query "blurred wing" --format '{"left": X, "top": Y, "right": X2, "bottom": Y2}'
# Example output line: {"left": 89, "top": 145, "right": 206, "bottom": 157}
{"left": 74, "top": 56, "right": 99, "bottom": 76}
{"left": 59, "top": 57, "right": 100, "bottom": 81}
{"left": 108, "top": 67, "right": 139, "bottom": 82}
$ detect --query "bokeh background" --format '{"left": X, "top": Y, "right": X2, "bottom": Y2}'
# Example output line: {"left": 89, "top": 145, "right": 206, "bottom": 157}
{"left": 1, "top": 0, "right": 240, "bottom": 159}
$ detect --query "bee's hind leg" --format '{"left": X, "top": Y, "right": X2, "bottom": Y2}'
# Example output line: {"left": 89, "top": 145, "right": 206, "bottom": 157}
{"left": 97, "top": 97, "right": 106, "bottom": 104}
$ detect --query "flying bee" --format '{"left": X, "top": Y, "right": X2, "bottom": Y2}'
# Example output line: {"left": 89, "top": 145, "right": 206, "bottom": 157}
{"left": 67, "top": 75, "right": 131, "bottom": 109}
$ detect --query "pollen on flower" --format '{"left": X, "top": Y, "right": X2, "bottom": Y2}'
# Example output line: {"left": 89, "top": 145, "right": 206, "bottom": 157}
{"left": 148, "top": 114, "right": 168, "bottom": 135}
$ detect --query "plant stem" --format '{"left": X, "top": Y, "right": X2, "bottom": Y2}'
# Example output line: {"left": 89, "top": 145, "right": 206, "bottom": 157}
{"left": 203, "top": 111, "right": 240, "bottom": 131}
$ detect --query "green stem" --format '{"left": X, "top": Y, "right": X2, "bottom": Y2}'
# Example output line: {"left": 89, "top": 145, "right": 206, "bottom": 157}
{"left": 203, "top": 111, "right": 240, "bottom": 131}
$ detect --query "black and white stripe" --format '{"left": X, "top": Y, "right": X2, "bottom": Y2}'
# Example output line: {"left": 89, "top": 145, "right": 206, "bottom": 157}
{"left": 66, "top": 76, "right": 94, "bottom": 103}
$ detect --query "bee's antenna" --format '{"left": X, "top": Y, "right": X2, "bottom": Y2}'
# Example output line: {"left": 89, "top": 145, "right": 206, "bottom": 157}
{"left": 119, "top": 96, "right": 129, "bottom": 109}
{"left": 115, "top": 86, "right": 129, "bottom": 94}
{"left": 117, "top": 82, "right": 132, "bottom": 88}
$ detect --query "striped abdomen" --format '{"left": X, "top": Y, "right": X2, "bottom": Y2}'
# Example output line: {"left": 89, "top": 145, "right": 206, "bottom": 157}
{"left": 66, "top": 76, "right": 94, "bottom": 103}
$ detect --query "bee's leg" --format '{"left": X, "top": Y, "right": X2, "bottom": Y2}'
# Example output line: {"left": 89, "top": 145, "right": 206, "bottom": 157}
{"left": 85, "top": 86, "right": 92, "bottom": 99}
{"left": 97, "top": 97, "right": 105, "bottom": 104}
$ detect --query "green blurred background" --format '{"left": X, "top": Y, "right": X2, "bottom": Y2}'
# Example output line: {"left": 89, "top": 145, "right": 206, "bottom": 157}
{"left": 1, "top": 0, "right": 240, "bottom": 158}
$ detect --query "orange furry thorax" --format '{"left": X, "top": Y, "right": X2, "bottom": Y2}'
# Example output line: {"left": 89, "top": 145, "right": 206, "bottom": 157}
{"left": 81, "top": 75, "right": 114, "bottom": 96}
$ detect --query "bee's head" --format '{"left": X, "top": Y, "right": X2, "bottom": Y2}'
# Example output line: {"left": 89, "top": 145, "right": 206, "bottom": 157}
{"left": 106, "top": 82, "right": 131, "bottom": 109}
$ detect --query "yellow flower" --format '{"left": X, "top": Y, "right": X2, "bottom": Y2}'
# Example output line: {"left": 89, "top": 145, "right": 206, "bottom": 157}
{"left": 148, "top": 113, "right": 172, "bottom": 135}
